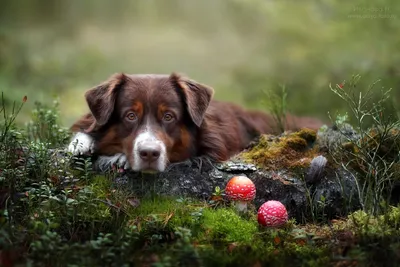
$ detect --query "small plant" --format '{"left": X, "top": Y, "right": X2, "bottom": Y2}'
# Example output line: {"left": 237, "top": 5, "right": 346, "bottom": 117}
{"left": 329, "top": 74, "right": 400, "bottom": 216}
{"left": 0, "top": 93, "right": 27, "bottom": 143}
{"left": 208, "top": 186, "right": 226, "bottom": 208}
{"left": 25, "top": 99, "right": 71, "bottom": 148}
{"left": 73, "top": 157, "right": 94, "bottom": 182}
{"left": 261, "top": 84, "right": 288, "bottom": 134}
{"left": 212, "top": 185, "right": 223, "bottom": 199}
{"left": 0, "top": 93, "right": 26, "bottom": 173}
{"left": 302, "top": 178, "right": 329, "bottom": 224}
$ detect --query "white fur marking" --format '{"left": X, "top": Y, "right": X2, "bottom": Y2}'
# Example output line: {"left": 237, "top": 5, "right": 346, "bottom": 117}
{"left": 133, "top": 130, "right": 167, "bottom": 172}
{"left": 67, "top": 132, "right": 95, "bottom": 155}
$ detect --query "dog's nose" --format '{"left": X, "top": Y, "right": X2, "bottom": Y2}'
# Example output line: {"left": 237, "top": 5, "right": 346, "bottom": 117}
{"left": 138, "top": 143, "right": 161, "bottom": 162}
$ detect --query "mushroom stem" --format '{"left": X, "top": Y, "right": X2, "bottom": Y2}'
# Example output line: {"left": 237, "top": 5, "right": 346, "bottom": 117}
{"left": 235, "top": 201, "right": 248, "bottom": 212}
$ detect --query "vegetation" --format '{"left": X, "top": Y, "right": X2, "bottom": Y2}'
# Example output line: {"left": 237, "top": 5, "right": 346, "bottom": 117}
{"left": 1, "top": 73, "right": 400, "bottom": 266}
{"left": 1, "top": 1, "right": 400, "bottom": 265}
{"left": 239, "top": 128, "right": 319, "bottom": 172}
{"left": 326, "top": 75, "right": 400, "bottom": 217}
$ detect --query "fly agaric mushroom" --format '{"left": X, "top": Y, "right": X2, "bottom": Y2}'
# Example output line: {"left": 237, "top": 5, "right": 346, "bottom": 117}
{"left": 225, "top": 176, "right": 256, "bottom": 212}
{"left": 257, "top": 200, "right": 288, "bottom": 227}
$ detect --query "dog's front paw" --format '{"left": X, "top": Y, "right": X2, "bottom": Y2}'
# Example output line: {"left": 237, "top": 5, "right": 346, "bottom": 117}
{"left": 96, "top": 153, "right": 130, "bottom": 172}
{"left": 67, "top": 132, "right": 95, "bottom": 155}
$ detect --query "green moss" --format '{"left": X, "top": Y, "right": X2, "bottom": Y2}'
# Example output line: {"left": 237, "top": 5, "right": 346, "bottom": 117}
{"left": 240, "top": 128, "right": 320, "bottom": 171}
{"left": 200, "top": 208, "right": 258, "bottom": 244}
{"left": 9, "top": 187, "right": 400, "bottom": 266}
{"left": 119, "top": 195, "right": 205, "bottom": 243}
{"left": 285, "top": 136, "right": 308, "bottom": 150}
{"left": 126, "top": 196, "right": 200, "bottom": 224}
{"left": 342, "top": 208, "right": 400, "bottom": 266}
{"left": 89, "top": 175, "right": 113, "bottom": 198}
{"left": 130, "top": 195, "right": 192, "bottom": 215}
{"left": 296, "top": 128, "right": 318, "bottom": 144}
{"left": 348, "top": 207, "right": 400, "bottom": 236}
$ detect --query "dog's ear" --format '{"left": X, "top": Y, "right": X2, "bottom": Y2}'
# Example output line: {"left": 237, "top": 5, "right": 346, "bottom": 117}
{"left": 170, "top": 73, "right": 214, "bottom": 127}
{"left": 84, "top": 73, "right": 126, "bottom": 132}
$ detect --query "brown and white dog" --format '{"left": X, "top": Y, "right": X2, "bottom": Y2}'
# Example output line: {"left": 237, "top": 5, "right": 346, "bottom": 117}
{"left": 68, "top": 73, "right": 323, "bottom": 172}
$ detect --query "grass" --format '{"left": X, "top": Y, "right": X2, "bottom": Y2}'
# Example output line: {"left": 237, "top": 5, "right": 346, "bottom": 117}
{"left": 0, "top": 75, "right": 400, "bottom": 266}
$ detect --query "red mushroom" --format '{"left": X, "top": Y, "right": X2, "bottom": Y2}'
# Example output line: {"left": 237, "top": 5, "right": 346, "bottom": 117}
{"left": 257, "top": 200, "right": 288, "bottom": 227}
{"left": 225, "top": 176, "right": 256, "bottom": 212}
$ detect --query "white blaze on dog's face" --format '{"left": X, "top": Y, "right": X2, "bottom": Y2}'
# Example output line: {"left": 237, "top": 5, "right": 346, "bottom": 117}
{"left": 79, "top": 73, "right": 214, "bottom": 172}
{"left": 132, "top": 124, "right": 167, "bottom": 172}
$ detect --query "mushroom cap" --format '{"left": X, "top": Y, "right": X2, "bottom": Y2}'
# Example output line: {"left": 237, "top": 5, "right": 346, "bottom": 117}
{"left": 225, "top": 176, "right": 256, "bottom": 201}
{"left": 257, "top": 200, "right": 288, "bottom": 227}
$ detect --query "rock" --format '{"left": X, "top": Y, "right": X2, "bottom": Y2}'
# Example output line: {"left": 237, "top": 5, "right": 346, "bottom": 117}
{"left": 59, "top": 127, "right": 364, "bottom": 223}
{"left": 312, "top": 168, "right": 361, "bottom": 218}
{"left": 99, "top": 155, "right": 359, "bottom": 223}
{"left": 317, "top": 123, "right": 360, "bottom": 154}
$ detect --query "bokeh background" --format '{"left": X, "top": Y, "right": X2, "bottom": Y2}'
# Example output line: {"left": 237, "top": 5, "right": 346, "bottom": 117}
{"left": 1, "top": 0, "right": 399, "bottom": 126}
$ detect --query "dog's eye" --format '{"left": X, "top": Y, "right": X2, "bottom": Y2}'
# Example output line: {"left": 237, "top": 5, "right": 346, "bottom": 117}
{"left": 163, "top": 113, "right": 174, "bottom": 122}
{"left": 126, "top": 112, "right": 137, "bottom": 121}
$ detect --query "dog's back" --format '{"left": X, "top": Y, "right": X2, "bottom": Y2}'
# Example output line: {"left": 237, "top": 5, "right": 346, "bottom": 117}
{"left": 197, "top": 100, "right": 323, "bottom": 161}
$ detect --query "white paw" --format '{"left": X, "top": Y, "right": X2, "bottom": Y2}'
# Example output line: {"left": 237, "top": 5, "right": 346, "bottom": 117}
{"left": 96, "top": 153, "right": 130, "bottom": 171}
{"left": 67, "top": 132, "right": 95, "bottom": 155}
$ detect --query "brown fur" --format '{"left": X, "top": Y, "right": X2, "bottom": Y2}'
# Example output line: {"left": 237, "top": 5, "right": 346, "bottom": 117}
{"left": 70, "top": 73, "right": 324, "bottom": 165}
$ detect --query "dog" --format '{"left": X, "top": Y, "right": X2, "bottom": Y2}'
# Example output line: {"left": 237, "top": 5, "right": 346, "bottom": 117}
{"left": 68, "top": 73, "right": 323, "bottom": 172}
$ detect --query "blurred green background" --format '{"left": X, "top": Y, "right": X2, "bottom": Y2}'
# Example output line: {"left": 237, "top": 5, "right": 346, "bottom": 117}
{"left": 0, "top": 0, "right": 399, "bottom": 127}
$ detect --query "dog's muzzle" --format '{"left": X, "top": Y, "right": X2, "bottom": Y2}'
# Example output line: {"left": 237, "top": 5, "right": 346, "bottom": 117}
{"left": 132, "top": 130, "right": 167, "bottom": 172}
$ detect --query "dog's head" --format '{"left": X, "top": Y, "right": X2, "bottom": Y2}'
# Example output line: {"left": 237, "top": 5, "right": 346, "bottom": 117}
{"left": 84, "top": 73, "right": 214, "bottom": 172}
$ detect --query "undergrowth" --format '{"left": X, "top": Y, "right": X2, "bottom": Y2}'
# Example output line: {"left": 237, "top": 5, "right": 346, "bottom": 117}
{"left": 0, "top": 75, "right": 400, "bottom": 267}
{"left": 327, "top": 75, "right": 400, "bottom": 216}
